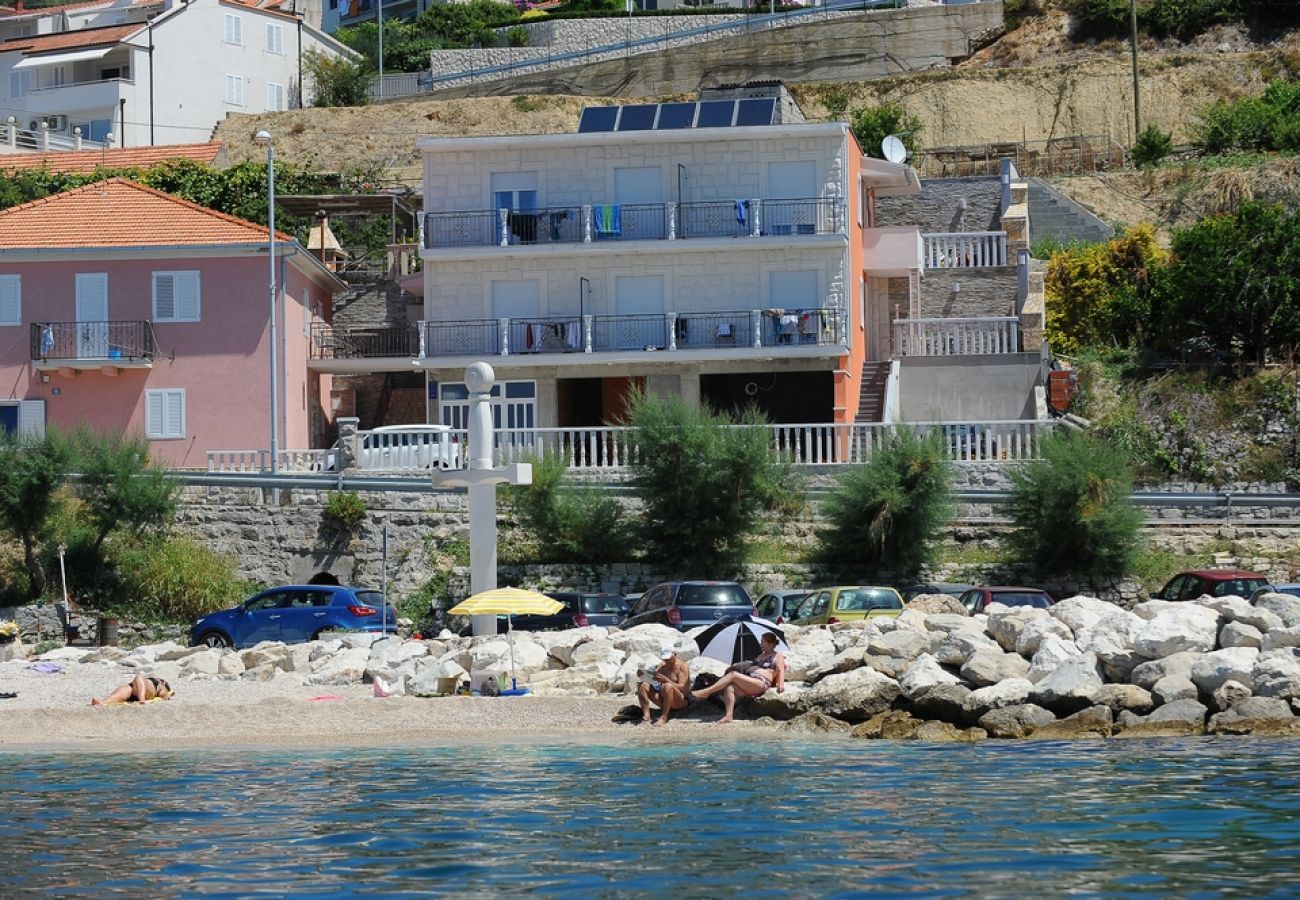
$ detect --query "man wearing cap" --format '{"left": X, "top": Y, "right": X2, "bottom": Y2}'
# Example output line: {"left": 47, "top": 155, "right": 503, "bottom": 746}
{"left": 637, "top": 643, "right": 691, "bottom": 727}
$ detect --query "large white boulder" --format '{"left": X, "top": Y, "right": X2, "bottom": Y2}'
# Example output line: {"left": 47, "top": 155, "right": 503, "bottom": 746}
{"left": 1261, "top": 626, "right": 1300, "bottom": 651}
{"left": 1029, "top": 652, "right": 1105, "bottom": 714}
{"left": 1025, "top": 634, "right": 1082, "bottom": 684}
{"left": 1076, "top": 610, "right": 1146, "bottom": 681}
{"left": 898, "top": 653, "right": 963, "bottom": 701}
{"left": 1190, "top": 647, "right": 1259, "bottom": 694}
{"left": 921, "top": 614, "right": 983, "bottom": 636}
{"left": 1048, "top": 595, "right": 1120, "bottom": 637}
{"left": 934, "top": 630, "right": 1001, "bottom": 667}
{"left": 865, "top": 629, "right": 933, "bottom": 661}
{"left": 149, "top": 641, "right": 194, "bottom": 662}
{"left": 1134, "top": 606, "right": 1221, "bottom": 659}
{"left": 570, "top": 639, "right": 624, "bottom": 668}
{"left": 1132, "top": 599, "right": 1184, "bottom": 621}
{"left": 1014, "top": 615, "right": 1074, "bottom": 657}
{"left": 893, "top": 608, "right": 931, "bottom": 632}
{"left": 1220, "top": 621, "right": 1264, "bottom": 649}
{"left": 307, "top": 646, "right": 371, "bottom": 684}
{"left": 1253, "top": 593, "right": 1300, "bottom": 628}
{"left": 1152, "top": 674, "right": 1198, "bottom": 705}
{"left": 548, "top": 660, "right": 623, "bottom": 693}
{"left": 960, "top": 649, "right": 1030, "bottom": 687}
{"left": 241, "top": 644, "right": 293, "bottom": 671}
{"left": 1197, "top": 596, "right": 1282, "bottom": 633}
{"left": 804, "top": 648, "right": 868, "bottom": 682}
{"left": 1252, "top": 649, "right": 1300, "bottom": 700}
{"left": 785, "top": 629, "right": 838, "bottom": 681}
{"left": 181, "top": 649, "right": 222, "bottom": 676}
{"left": 1129, "top": 651, "right": 1200, "bottom": 690}
{"left": 986, "top": 607, "right": 1052, "bottom": 654}
{"left": 609, "top": 624, "right": 677, "bottom": 653}
{"left": 216, "top": 651, "right": 245, "bottom": 676}
{"left": 800, "top": 667, "right": 901, "bottom": 721}
{"left": 962, "top": 677, "right": 1033, "bottom": 718}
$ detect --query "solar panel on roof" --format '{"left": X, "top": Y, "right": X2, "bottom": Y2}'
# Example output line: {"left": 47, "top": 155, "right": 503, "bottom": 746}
{"left": 655, "top": 102, "right": 697, "bottom": 129}
{"left": 616, "top": 104, "right": 657, "bottom": 131}
{"left": 578, "top": 106, "right": 618, "bottom": 133}
{"left": 695, "top": 100, "right": 736, "bottom": 128}
{"left": 735, "top": 98, "right": 777, "bottom": 127}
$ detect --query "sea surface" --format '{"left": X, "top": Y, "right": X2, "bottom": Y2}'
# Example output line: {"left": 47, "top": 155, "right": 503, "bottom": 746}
{"left": 2, "top": 736, "right": 1300, "bottom": 897}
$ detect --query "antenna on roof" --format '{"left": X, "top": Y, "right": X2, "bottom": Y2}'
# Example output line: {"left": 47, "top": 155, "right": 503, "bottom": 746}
{"left": 881, "top": 134, "right": 907, "bottom": 164}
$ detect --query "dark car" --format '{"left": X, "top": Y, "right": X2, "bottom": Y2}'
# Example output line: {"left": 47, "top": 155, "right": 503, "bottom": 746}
{"left": 620, "top": 581, "right": 754, "bottom": 631}
{"left": 755, "top": 590, "right": 809, "bottom": 625}
{"left": 189, "top": 585, "right": 399, "bottom": 649}
{"left": 515, "top": 592, "right": 630, "bottom": 631}
{"left": 959, "top": 586, "right": 1055, "bottom": 615}
{"left": 1252, "top": 583, "right": 1300, "bottom": 604}
{"left": 899, "top": 583, "right": 975, "bottom": 603}
{"left": 1152, "top": 569, "right": 1270, "bottom": 602}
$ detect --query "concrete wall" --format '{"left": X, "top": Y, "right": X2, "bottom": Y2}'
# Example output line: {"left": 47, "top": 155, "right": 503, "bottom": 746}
{"left": 919, "top": 268, "right": 1019, "bottom": 319}
{"left": 897, "top": 353, "right": 1039, "bottom": 421}
{"left": 426, "top": 3, "right": 1004, "bottom": 98}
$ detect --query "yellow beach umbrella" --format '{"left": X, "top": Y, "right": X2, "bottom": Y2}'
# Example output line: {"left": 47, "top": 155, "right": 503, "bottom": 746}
{"left": 448, "top": 588, "right": 564, "bottom": 690}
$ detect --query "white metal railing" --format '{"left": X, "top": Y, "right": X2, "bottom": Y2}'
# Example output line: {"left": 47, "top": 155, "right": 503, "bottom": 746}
{"left": 208, "top": 420, "right": 1053, "bottom": 474}
{"left": 922, "top": 231, "right": 1008, "bottom": 269}
{"left": 893, "top": 316, "right": 1020, "bottom": 356}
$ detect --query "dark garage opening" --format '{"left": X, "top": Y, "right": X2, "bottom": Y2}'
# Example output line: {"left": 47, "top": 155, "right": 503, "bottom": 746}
{"left": 700, "top": 371, "right": 833, "bottom": 423}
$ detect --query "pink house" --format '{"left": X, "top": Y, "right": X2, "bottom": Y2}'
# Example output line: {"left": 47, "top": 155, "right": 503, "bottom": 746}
{"left": 0, "top": 178, "right": 344, "bottom": 467}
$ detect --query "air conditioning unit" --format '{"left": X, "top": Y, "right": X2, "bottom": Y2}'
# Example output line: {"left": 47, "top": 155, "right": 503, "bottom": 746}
{"left": 44, "top": 115, "right": 66, "bottom": 131}
{"left": 27, "top": 120, "right": 40, "bottom": 131}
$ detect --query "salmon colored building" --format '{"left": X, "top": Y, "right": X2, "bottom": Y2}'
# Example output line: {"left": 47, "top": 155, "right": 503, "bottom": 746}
{"left": 0, "top": 178, "right": 344, "bottom": 467}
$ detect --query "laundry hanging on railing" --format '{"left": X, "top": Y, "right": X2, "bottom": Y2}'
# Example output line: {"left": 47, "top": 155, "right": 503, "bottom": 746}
{"left": 593, "top": 204, "right": 621, "bottom": 238}
{"left": 734, "top": 199, "right": 748, "bottom": 226}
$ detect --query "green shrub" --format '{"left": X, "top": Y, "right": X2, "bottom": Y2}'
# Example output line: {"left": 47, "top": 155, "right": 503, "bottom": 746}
{"left": 303, "top": 49, "right": 371, "bottom": 107}
{"left": 817, "top": 428, "right": 953, "bottom": 577}
{"left": 115, "top": 536, "right": 251, "bottom": 623}
{"left": 849, "top": 102, "right": 923, "bottom": 160}
{"left": 506, "top": 25, "right": 528, "bottom": 46}
{"left": 1132, "top": 124, "right": 1174, "bottom": 168}
{"left": 323, "top": 491, "right": 368, "bottom": 528}
{"left": 1196, "top": 79, "right": 1300, "bottom": 154}
{"left": 1002, "top": 430, "right": 1143, "bottom": 584}
{"left": 626, "top": 391, "right": 778, "bottom": 576}
{"left": 508, "top": 451, "right": 631, "bottom": 563}
{"left": 1004, "top": 0, "right": 1044, "bottom": 29}
{"left": 1065, "top": 0, "right": 1131, "bottom": 40}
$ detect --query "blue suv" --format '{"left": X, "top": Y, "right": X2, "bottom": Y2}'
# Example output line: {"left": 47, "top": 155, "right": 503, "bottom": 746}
{"left": 189, "top": 585, "right": 399, "bottom": 649}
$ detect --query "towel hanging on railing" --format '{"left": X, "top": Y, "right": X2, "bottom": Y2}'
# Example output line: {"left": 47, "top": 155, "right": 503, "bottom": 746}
{"left": 594, "top": 204, "right": 621, "bottom": 237}
{"left": 735, "top": 199, "right": 748, "bottom": 226}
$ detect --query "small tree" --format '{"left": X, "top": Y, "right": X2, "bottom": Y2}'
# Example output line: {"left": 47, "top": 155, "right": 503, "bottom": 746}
{"left": 626, "top": 391, "right": 777, "bottom": 576}
{"left": 1001, "top": 429, "right": 1143, "bottom": 585}
{"left": 1131, "top": 124, "right": 1173, "bottom": 169}
{"left": 850, "top": 102, "right": 923, "bottom": 160}
{"left": 817, "top": 427, "right": 953, "bottom": 576}
{"left": 509, "top": 450, "right": 630, "bottom": 563}
{"left": 0, "top": 429, "right": 69, "bottom": 597}
{"left": 303, "top": 49, "right": 371, "bottom": 108}
{"left": 73, "top": 430, "right": 179, "bottom": 554}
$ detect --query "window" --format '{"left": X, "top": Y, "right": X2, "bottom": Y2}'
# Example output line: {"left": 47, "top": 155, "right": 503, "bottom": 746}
{"left": 145, "top": 389, "right": 185, "bottom": 439}
{"left": 49, "top": 65, "right": 67, "bottom": 87}
{"left": 224, "top": 13, "right": 243, "bottom": 45}
{"left": 266, "top": 82, "right": 285, "bottom": 112}
{"left": 8, "top": 69, "right": 30, "bottom": 99}
{"left": 225, "top": 74, "right": 244, "bottom": 106}
{"left": 266, "top": 23, "right": 284, "bottom": 54}
{"left": 0, "top": 274, "right": 20, "bottom": 325}
{"left": 152, "top": 271, "right": 200, "bottom": 322}
{"left": 438, "top": 380, "right": 535, "bottom": 433}
{"left": 99, "top": 65, "right": 129, "bottom": 81}
{"left": 489, "top": 171, "right": 538, "bottom": 213}
{"left": 0, "top": 400, "right": 44, "bottom": 438}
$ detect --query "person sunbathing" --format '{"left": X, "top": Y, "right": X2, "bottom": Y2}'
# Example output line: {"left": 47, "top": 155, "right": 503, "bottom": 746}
{"left": 637, "top": 644, "right": 690, "bottom": 727}
{"left": 91, "top": 674, "right": 174, "bottom": 706}
{"left": 692, "top": 633, "right": 785, "bottom": 723}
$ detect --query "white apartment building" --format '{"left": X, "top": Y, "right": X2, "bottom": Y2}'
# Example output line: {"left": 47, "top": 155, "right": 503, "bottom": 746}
{"left": 0, "top": 0, "right": 354, "bottom": 149}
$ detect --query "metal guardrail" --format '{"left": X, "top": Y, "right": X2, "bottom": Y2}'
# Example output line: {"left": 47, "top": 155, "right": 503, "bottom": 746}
{"left": 31, "top": 320, "right": 156, "bottom": 363}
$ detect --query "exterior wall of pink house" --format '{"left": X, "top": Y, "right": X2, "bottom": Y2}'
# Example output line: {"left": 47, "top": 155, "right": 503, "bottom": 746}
{"left": 0, "top": 252, "right": 334, "bottom": 468}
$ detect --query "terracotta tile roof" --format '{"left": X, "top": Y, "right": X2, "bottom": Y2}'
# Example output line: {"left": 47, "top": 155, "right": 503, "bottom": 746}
{"left": 0, "top": 178, "right": 291, "bottom": 249}
{"left": 3, "top": 22, "right": 140, "bottom": 52}
{"left": 0, "top": 141, "right": 223, "bottom": 175}
{"left": 221, "top": 0, "right": 298, "bottom": 22}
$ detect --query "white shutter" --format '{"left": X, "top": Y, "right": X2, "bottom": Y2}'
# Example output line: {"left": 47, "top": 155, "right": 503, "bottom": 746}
{"left": 266, "top": 23, "right": 283, "bottom": 53}
{"left": 225, "top": 13, "right": 242, "bottom": 44}
{"left": 17, "top": 399, "right": 44, "bottom": 439}
{"left": 165, "top": 390, "right": 185, "bottom": 438}
{"left": 225, "top": 74, "right": 244, "bottom": 106}
{"left": 145, "top": 389, "right": 184, "bottom": 439}
{"left": 0, "top": 274, "right": 20, "bottom": 325}
{"left": 145, "top": 391, "right": 164, "bottom": 437}
{"left": 176, "top": 271, "right": 199, "bottom": 321}
{"left": 266, "top": 82, "right": 285, "bottom": 112}
{"left": 153, "top": 273, "right": 175, "bottom": 319}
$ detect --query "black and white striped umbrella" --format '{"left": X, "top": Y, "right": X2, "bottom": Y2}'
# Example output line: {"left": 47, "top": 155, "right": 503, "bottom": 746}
{"left": 694, "top": 615, "right": 788, "bottom": 665}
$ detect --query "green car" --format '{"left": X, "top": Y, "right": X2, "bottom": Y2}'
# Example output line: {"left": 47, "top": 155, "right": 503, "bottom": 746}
{"left": 790, "top": 586, "right": 904, "bottom": 626}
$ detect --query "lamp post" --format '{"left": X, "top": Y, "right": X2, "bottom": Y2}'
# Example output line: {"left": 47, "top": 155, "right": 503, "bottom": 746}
{"left": 1129, "top": 0, "right": 1141, "bottom": 138}
{"left": 254, "top": 130, "right": 280, "bottom": 477}
{"left": 377, "top": 0, "right": 384, "bottom": 100}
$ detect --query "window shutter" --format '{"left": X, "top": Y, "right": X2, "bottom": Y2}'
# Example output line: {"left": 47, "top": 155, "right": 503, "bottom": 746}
{"left": 176, "top": 272, "right": 199, "bottom": 320}
{"left": 145, "top": 391, "right": 164, "bottom": 437}
{"left": 18, "top": 399, "right": 43, "bottom": 439}
{"left": 0, "top": 275, "right": 19, "bottom": 325}
{"left": 154, "top": 273, "right": 175, "bottom": 319}
{"left": 225, "top": 14, "right": 242, "bottom": 44}
{"left": 165, "top": 391, "right": 185, "bottom": 438}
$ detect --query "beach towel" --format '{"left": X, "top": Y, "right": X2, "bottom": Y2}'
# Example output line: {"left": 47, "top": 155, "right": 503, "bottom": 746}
{"left": 735, "top": 199, "right": 748, "bottom": 226}
{"left": 593, "top": 204, "right": 621, "bottom": 238}
{"left": 27, "top": 662, "right": 63, "bottom": 674}
{"left": 308, "top": 694, "right": 346, "bottom": 702}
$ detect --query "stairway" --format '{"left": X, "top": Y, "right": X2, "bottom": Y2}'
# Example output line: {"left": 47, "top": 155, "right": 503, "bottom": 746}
{"left": 856, "top": 361, "right": 892, "bottom": 423}
{"left": 1027, "top": 178, "right": 1114, "bottom": 247}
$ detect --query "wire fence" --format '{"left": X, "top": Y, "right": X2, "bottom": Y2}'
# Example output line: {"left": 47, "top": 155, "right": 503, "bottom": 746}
{"left": 914, "top": 135, "right": 1129, "bottom": 179}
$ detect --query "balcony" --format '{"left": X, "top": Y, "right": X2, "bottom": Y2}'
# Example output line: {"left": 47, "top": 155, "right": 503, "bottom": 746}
{"left": 31, "top": 321, "right": 155, "bottom": 372}
{"left": 422, "top": 197, "right": 845, "bottom": 251}
{"left": 863, "top": 226, "right": 923, "bottom": 276}
{"left": 893, "top": 317, "right": 1021, "bottom": 357}
{"left": 26, "top": 77, "right": 130, "bottom": 115}
{"left": 310, "top": 307, "right": 843, "bottom": 363}
{"left": 922, "top": 231, "right": 1009, "bottom": 269}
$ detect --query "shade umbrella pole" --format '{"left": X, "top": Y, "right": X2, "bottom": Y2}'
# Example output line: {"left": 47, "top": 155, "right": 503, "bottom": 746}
{"left": 508, "top": 613, "right": 517, "bottom": 690}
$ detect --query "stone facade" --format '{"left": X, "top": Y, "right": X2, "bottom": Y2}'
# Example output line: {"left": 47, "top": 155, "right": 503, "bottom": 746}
{"left": 876, "top": 176, "right": 1004, "bottom": 233}
{"left": 917, "top": 269, "right": 1020, "bottom": 319}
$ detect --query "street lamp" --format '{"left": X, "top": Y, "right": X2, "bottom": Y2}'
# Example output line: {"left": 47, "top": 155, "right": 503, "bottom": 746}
{"left": 254, "top": 129, "right": 280, "bottom": 477}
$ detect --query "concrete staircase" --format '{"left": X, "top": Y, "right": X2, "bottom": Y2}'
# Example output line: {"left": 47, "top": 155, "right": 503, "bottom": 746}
{"left": 1027, "top": 178, "right": 1114, "bottom": 247}
{"left": 856, "top": 361, "right": 892, "bottom": 423}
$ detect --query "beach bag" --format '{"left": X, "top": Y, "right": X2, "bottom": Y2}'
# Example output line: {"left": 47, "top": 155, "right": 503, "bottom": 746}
{"left": 481, "top": 675, "right": 501, "bottom": 697}
{"left": 692, "top": 673, "right": 719, "bottom": 693}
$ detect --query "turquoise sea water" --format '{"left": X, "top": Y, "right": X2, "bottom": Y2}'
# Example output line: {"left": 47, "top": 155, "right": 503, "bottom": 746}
{"left": 3, "top": 736, "right": 1300, "bottom": 897}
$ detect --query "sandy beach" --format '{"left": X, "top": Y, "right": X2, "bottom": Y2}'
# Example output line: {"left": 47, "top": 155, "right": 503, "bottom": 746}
{"left": 0, "top": 659, "right": 788, "bottom": 751}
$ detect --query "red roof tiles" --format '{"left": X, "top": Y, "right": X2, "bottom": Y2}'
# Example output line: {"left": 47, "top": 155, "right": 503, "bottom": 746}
{"left": 2, "top": 22, "right": 140, "bottom": 52}
{"left": 0, "top": 142, "right": 223, "bottom": 175}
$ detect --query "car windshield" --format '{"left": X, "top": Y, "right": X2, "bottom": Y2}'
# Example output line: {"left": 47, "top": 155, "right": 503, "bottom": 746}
{"left": 991, "top": 592, "right": 1051, "bottom": 608}
{"left": 678, "top": 584, "right": 749, "bottom": 606}
{"left": 583, "top": 596, "right": 628, "bottom": 614}
{"left": 353, "top": 590, "right": 386, "bottom": 607}
{"left": 837, "top": 589, "right": 901, "bottom": 611}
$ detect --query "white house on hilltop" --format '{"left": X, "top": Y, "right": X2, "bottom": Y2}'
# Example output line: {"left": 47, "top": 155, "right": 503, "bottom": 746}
{"left": 0, "top": 0, "right": 355, "bottom": 149}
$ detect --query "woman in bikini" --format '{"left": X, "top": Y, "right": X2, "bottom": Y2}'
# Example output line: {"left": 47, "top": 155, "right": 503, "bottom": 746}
{"left": 91, "top": 674, "right": 174, "bottom": 706}
{"left": 692, "top": 632, "right": 785, "bottom": 724}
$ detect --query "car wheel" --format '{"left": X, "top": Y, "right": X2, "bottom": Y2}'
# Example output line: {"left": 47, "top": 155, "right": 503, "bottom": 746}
{"left": 198, "top": 631, "right": 231, "bottom": 649}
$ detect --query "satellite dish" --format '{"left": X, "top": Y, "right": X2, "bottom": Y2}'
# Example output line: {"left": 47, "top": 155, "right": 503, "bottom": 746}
{"left": 881, "top": 134, "right": 907, "bottom": 164}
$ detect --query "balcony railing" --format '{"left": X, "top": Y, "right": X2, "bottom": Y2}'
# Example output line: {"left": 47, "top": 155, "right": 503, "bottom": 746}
{"left": 893, "top": 316, "right": 1021, "bottom": 356}
{"left": 212, "top": 419, "right": 1054, "bottom": 474}
{"left": 422, "top": 197, "right": 845, "bottom": 249}
{"left": 31, "top": 320, "right": 155, "bottom": 365}
{"left": 922, "top": 231, "right": 1009, "bottom": 269}
{"left": 312, "top": 324, "right": 419, "bottom": 359}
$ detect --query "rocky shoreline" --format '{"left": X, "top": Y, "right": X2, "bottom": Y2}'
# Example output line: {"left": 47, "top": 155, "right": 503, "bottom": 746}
{"left": 16, "top": 592, "right": 1300, "bottom": 743}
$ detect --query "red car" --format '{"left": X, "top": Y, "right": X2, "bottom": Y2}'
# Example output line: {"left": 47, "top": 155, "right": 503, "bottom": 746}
{"left": 959, "top": 587, "right": 1055, "bottom": 615}
{"left": 1152, "top": 569, "right": 1270, "bottom": 602}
